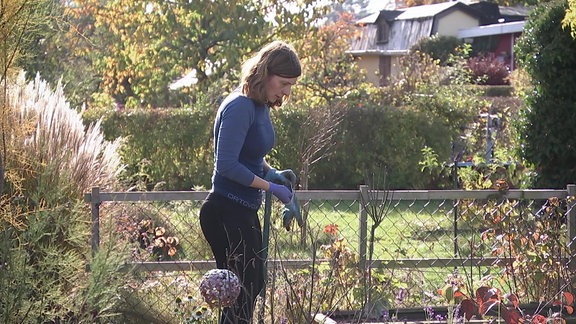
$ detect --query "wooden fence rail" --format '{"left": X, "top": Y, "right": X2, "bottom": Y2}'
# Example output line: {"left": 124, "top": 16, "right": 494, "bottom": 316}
{"left": 84, "top": 184, "right": 576, "bottom": 272}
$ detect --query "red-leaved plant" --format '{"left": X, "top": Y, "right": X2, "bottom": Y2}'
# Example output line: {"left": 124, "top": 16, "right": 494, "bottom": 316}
{"left": 459, "top": 287, "right": 574, "bottom": 324}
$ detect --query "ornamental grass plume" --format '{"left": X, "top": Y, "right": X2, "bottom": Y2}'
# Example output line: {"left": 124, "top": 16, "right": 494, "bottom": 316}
{"left": 7, "top": 71, "right": 123, "bottom": 200}
{"left": 0, "top": 71, "right": 127, "bottom": 322}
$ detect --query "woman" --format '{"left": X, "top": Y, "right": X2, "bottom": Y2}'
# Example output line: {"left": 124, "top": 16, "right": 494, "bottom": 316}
{"left": 199, "top": 40, "right": 301, "bottom": 323}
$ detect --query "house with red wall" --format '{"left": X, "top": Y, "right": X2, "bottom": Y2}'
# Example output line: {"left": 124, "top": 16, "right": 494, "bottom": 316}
{"left": 458, "top": 20, "right": 525, "bottom": 71}
{"left": 349, "top": 1, "right": 530, "bottom": 86}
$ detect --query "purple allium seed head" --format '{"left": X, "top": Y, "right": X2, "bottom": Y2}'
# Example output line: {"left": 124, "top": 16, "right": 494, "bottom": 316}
{"left": 199, "top": 269, "right": 241, "bottom": 307}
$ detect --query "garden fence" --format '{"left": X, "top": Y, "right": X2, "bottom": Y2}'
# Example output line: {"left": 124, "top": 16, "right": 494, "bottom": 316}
{"left": 85, "top": 185, "right": 576, "bottom": 323}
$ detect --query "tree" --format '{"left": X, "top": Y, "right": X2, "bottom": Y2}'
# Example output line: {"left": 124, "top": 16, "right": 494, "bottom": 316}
{"left": 17, "top": 0, "right": 101, "bottom": 110}
{"left": 280, "top": 12, "right": 371, "bottom": 191}
{"left": 515, "top": 0, "right": 576, "bottom": 188}
{"left": 22, "top": 0, "right": 338, "bottom": 109}
{"left": 404, "top": 0, "right": 448, "bottom": 7}
{"left": 563, "top": 0, "right": 576, "bottom": 37}
{"left": 271, "top": 12, "right": 376, "bottom": 243}
{"left": 327, "top": 0, "right": 373, "bottom": 21}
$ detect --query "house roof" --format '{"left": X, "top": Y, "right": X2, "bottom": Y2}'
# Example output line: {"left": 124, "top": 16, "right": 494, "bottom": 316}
{"left": 395, "top": 1, "right": 477, "bottom": 20}
{"left": 357, "top": 12, "right": 379, "bottom": 24}
{"left": 457, "top": 20, "right": 525, "bottom": 38}
{"left": 357, "top": 1, "right": 479, "bottom": 23}
{"left": 356, "top": 10, "right": 403, "bottom": 25}
{"left": 349, "top": 19, "right": 434, "bottom": 55}
{"left": 499, "top": 5, "right": 531, "bottom": 18}
{"left": 351, "top": 1, "right": 480, "bottom": 55}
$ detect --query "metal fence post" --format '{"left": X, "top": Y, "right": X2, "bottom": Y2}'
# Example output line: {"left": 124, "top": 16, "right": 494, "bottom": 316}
{"left": 90, "top": 186, "right": 101, "bottom": 256}
{"left": 566, "top": 184, "right": 576, "bottom": 271}
{"left": 359, "top": 185, "right": 368, "bottom": 271}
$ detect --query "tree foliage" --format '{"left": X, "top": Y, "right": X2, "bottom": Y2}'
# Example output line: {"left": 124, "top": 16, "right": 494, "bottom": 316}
{"left": 515, "top": 0, "right": 576, "bottom": 188}
{"left": 564, "top": 0, "right": 576, "bottom": 37}
{"left": 1, "top": 0, "right": 55, "bottom": 82}
{"left": 272, "top": 12, "right": 372, "bottom": 189}
{"left": 1, "top": 0, "right": 56, "bottom": 196}
{"left": 328, "top": 0, "right": 372, "bottom": 20}
{"left": 22, "top": 0, "right": 337, "bottom": 109}
{"left": 388, "top": 47, "right": 483, "bottom": 131}
{"left": 404, "top": 0, "right": 448, "bottom": 7}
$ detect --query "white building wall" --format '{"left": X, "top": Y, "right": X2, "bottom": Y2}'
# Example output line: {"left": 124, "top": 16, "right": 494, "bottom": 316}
{"left": 436, "top": 11, "right": 479, "bottom": 36}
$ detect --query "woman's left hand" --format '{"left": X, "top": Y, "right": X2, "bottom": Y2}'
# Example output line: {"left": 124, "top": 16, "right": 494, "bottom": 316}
{"left": 265, "top": 168, "right": 297, "bottom": 187}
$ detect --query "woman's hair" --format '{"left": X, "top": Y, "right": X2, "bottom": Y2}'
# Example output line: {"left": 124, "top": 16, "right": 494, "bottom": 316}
{"left": 241, "top": 41, "right": 301, "bottom": 107}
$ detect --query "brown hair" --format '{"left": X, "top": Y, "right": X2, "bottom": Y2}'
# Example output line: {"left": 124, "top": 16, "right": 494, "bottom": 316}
{"left": 241, "top": 41, "right": 301, "bottom": 107}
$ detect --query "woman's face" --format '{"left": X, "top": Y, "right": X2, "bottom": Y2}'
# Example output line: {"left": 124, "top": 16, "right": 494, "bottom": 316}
{"left": 265, "top": 74, "right": 298, "bottom": 106}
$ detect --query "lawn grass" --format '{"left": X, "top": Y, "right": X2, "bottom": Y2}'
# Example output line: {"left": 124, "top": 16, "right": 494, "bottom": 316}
{"left": 139, "top": 198, "right": 468, "bottom": 263}
{"left": 267, "top": 199, "right": 486, "bottom": 262}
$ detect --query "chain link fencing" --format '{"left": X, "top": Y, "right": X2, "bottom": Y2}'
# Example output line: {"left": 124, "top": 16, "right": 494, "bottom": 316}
{"left": 86, "top": 185, "right": 576, "bottom": 323}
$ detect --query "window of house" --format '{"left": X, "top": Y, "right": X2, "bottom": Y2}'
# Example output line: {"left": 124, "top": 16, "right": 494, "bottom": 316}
{"left": 377, "top": 20, "right": 390, "bottom": 44}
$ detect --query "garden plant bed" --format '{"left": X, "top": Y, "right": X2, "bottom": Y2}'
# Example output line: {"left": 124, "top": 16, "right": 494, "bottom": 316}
{"left": 327, "top": 303, "right": 576, "bottom": 323}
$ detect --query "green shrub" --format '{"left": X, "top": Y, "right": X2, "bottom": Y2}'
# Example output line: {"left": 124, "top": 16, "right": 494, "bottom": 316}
{"left": 308, "top": 104, "right": 453, "bottom": 189}
{"left": 90, "top": 99, "right": 458, "bottom": 190}
{"left": 84, "top": 104, "right": 216, "bottom": 191}
{"left": 86, "top": 52, "right": 487, "bottom": 190}
{"left": 515, "top": 0, "right": 576, "bottom": 188}
{"left": 82, "top": 47, "right": 498, "bottom": 191}
{"left": 476, "top": 85, "right": 514, "bottom": 97}
{"left": 411, "top": 35, "right": 464, "bottom": 66}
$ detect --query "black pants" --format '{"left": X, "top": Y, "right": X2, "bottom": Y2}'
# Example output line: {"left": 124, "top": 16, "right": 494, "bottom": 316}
{"left": 199, "top": 193, "right": 264, "bottom": 324}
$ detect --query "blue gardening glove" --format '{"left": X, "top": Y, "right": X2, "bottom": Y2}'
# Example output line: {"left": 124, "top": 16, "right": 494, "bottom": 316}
{"left": 265, "top": 168, "right": 300, "bottom": 229}
{"left": 268, "top": 182, "right": 292, "bottom": 204}
{"left": 282, "top": 191, "right": 302, "bottom": 231}
{"left": 265, "top": 169, "right": 297, "bottom": 187}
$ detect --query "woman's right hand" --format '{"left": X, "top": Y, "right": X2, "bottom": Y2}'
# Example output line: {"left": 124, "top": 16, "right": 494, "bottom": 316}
{"left": 268, "top": 182, "right": 293, "bottom": 204}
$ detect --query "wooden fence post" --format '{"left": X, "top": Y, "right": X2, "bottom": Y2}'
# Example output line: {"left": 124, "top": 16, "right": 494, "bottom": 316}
{"left": 566, "top": 184, "right": 576, "bottom": 271}
{"left": 359, "top": 185, "right": 369, "bottom": 314}
{"left": 359, "top": 185, "right": 368, "bottom": 271}
{"left": 90, "top": 186, "right": 101, "bottom": 256}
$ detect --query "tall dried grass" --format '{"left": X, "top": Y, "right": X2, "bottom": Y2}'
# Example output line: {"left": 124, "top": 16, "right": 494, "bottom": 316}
{"left": 0, "top": 71, "right": 128, "bottom": 322}
{"left": 7, "top": 71, "right": 123, "bottom": 199}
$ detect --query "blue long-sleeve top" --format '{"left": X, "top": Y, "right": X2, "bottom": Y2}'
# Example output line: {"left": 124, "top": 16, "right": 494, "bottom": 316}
{"left": 211, "top": 90, "right": 274, "bottom": 210}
